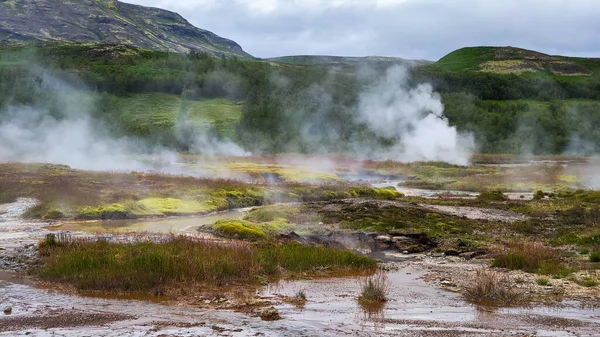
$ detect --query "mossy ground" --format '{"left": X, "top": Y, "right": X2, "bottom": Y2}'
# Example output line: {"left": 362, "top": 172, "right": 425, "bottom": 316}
{"left": 0, "top": 163, "right": 398, "bottom": 220}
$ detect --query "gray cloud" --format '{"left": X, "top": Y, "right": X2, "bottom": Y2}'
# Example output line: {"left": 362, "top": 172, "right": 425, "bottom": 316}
{"left": 123, "top": 0, "right": 600, "bottom": 60}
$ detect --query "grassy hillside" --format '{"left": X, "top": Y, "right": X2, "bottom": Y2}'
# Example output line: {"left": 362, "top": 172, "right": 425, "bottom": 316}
{"left": 268, "top": 55, "right": 432, "bottom": 68}
{"left": 114, "top": 94, "right": 242, "bottom": 140}
{"left": 0, "top": 0, "right": 250, "bottom": 58}
{"left": 1, "top": 42, "right": 600, "bottom": 156}
{"left": 432, "top": 46, "right": 597, "bottom": 77}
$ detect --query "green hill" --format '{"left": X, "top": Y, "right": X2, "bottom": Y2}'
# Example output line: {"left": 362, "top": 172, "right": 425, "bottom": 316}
{"left": 1, "top": 42, "right": 600, "bottom": 156}
{"left": 267, "top": 55, "right": 432, "bottom": 68}
{"left": 432, "top": 46, "right": 600, "bottom": 76}
{"left": 0, "top": 0, "right": 250, "bottom": 58}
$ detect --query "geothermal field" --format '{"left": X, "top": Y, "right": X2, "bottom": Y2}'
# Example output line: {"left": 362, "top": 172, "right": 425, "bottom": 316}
{"left": 1, "top": 2, "right": 600, "bottom": 335}
{"left": 1, "top": 154, "right": 600, "bottom": 336}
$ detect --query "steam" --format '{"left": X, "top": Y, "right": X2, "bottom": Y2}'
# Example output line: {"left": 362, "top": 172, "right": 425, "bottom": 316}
{"left": 355, "top": 65, "right": 474, "bottom": 164}
{"left": 0, "top": 68, "right": 248, "bottom": 172}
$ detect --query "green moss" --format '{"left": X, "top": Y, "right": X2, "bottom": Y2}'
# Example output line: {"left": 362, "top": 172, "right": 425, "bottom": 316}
{"left": 213, "top": 219, "right": 266, "bottom": 240}
{"left": 138, "top": 198, "right": 215, "bottom": 215}
{"left": 350, "top": 187, "right": 401, "bottom": 200}
{"left": 76, "top": 203, "right": 128, "bottom": 220}
{"left": 75, "top": 202, "right": 160, "bottom": 220}
{"left": 244, "top": 205, "right": 300, "bottom": 223}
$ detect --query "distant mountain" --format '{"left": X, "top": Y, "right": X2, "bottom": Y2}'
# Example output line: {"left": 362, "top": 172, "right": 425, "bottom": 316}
{"left": 432, "top": 46, "right": 600, "bottom": 76}
{"left": 0, "top": 0, "right": 251, "bottom": 58}
{"left": 267, "top": 55, "right": 432, "bottom": 68}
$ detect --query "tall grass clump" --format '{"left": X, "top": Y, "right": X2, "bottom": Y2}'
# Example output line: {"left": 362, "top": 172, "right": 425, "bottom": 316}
{"left": 36, "top": 236, "right": 259, "bottom": 291}
{"left": 491, "top": 241, "right": 568, "bottom": 276}
{"left": 257, "top": 242, "right": 377, "bottom": 274}
{"left": 358, "top": 269, "right": 390, "bottom": 305}
{"left": 464, "top": 269, "right": 528, "bottom": 307}
{"left": 590, "top": 251, "right": 600, "bottom": 263}
{"left": 35, "top": 236, "right": 377, "bottom": 293}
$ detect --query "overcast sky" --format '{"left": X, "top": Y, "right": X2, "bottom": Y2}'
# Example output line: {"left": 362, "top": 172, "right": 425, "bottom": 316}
{"left": 123, "top": 0, "right": 600, "bottom": 60}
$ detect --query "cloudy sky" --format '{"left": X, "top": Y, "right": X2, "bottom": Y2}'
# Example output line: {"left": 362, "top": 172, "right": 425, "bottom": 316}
{"left": 124, "top": 0, "right": 600, "bottom": 61}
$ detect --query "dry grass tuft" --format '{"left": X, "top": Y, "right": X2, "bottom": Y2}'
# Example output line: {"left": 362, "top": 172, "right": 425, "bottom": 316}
{"left": 358, "top": 268, "right": 390, "bottom": 304}
{"left": 464, "top": 269, "right": 529, "bottom": 307}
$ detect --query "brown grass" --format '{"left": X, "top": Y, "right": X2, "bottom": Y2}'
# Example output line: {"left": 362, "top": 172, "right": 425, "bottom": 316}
{"left": 491, "top": 240, "right": 569, "bottom": 276}
{"left": 464, "top": 269, "right": 529, "bottom": 307}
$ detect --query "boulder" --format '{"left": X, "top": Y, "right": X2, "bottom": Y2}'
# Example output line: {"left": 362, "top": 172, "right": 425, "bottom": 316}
{"left": 3, "top": 305, "right": 12, "bottom": 315}
{"left": 260, "top": 307, "right": 281, "bottom": 321}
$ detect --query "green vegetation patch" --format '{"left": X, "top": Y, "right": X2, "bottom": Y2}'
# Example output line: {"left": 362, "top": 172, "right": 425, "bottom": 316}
{"left": 139, "top": 198, "right": 215, "bottom": 215}
{"left": 76, "top": 202, "right": 159, "bottom": 220}
{"left": 257, "top": 242, "right": 377, "bottom": 274}
{"left": 223, "top": 162, "right": 343, "bottom": 183}
{"left": 115, "top": 94, "right": 242, "bottom": 140}
{"left": 35, "top": 235, "right": 376, "bottom": 292}
{"left": 213, "top": 219, "right": 266, "bottom": 240}
{"left": 350, "top": 187, "right": 402, "bottom": 200}
{"left": 318, "top": 200, "right": 477, "bottom": 236}
{"left": 491, "top": 241, "right": 570, "bottom": 276}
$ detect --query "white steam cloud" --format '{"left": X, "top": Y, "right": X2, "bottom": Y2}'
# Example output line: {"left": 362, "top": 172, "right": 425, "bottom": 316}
{"left": 0, "top": 69, "right": 249, "bottom": 172}
{"left": 356, "top": 65, "right": 474, "bottom": 165}
{"left": 0, "top": 105, "right": 183, "bottom": 171}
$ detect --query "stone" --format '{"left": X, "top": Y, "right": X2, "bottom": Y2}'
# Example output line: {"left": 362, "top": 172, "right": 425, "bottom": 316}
{"left": 3, "top": 305, "right": 12, "bottom": 315}
{"left": 260, "top": 307, "right": 281, "bottom": 321}
{"left": 459, "top": 250, "right": 487, "bottom": 260}
{"left": 393, "top": 236, "right": 432, "bottom": 253}
{"left": 374, "top": 235, "right": 392, "bottom": 243}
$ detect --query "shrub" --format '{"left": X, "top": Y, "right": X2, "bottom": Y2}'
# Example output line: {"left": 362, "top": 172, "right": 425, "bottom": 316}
{"left": 295, "top": 289, "right": 307, "bottom": 301}
{"left": 536, "top": 278, "right": 550, "bottom": 286}
{"left": 44, "top": 208, "right": 64, "bottom": 220}
{"left": 590, "top": 251, "right": 600, "bottom": 263}
{"left": 533, "top": 190, "right": 545, "bottom": 200}
{"left": 477, "top": 189, "right": 507, "bottom": 202}
{"left": 358, "top": 269, "right": 390, "bottom": 304}
{"left": 464, "top": 269, "right": 528, "bottom": 306}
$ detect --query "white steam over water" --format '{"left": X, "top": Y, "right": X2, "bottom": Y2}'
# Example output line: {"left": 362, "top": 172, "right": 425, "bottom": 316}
{"left": 356, "top": 65, "right": 474, "bottom": 165}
